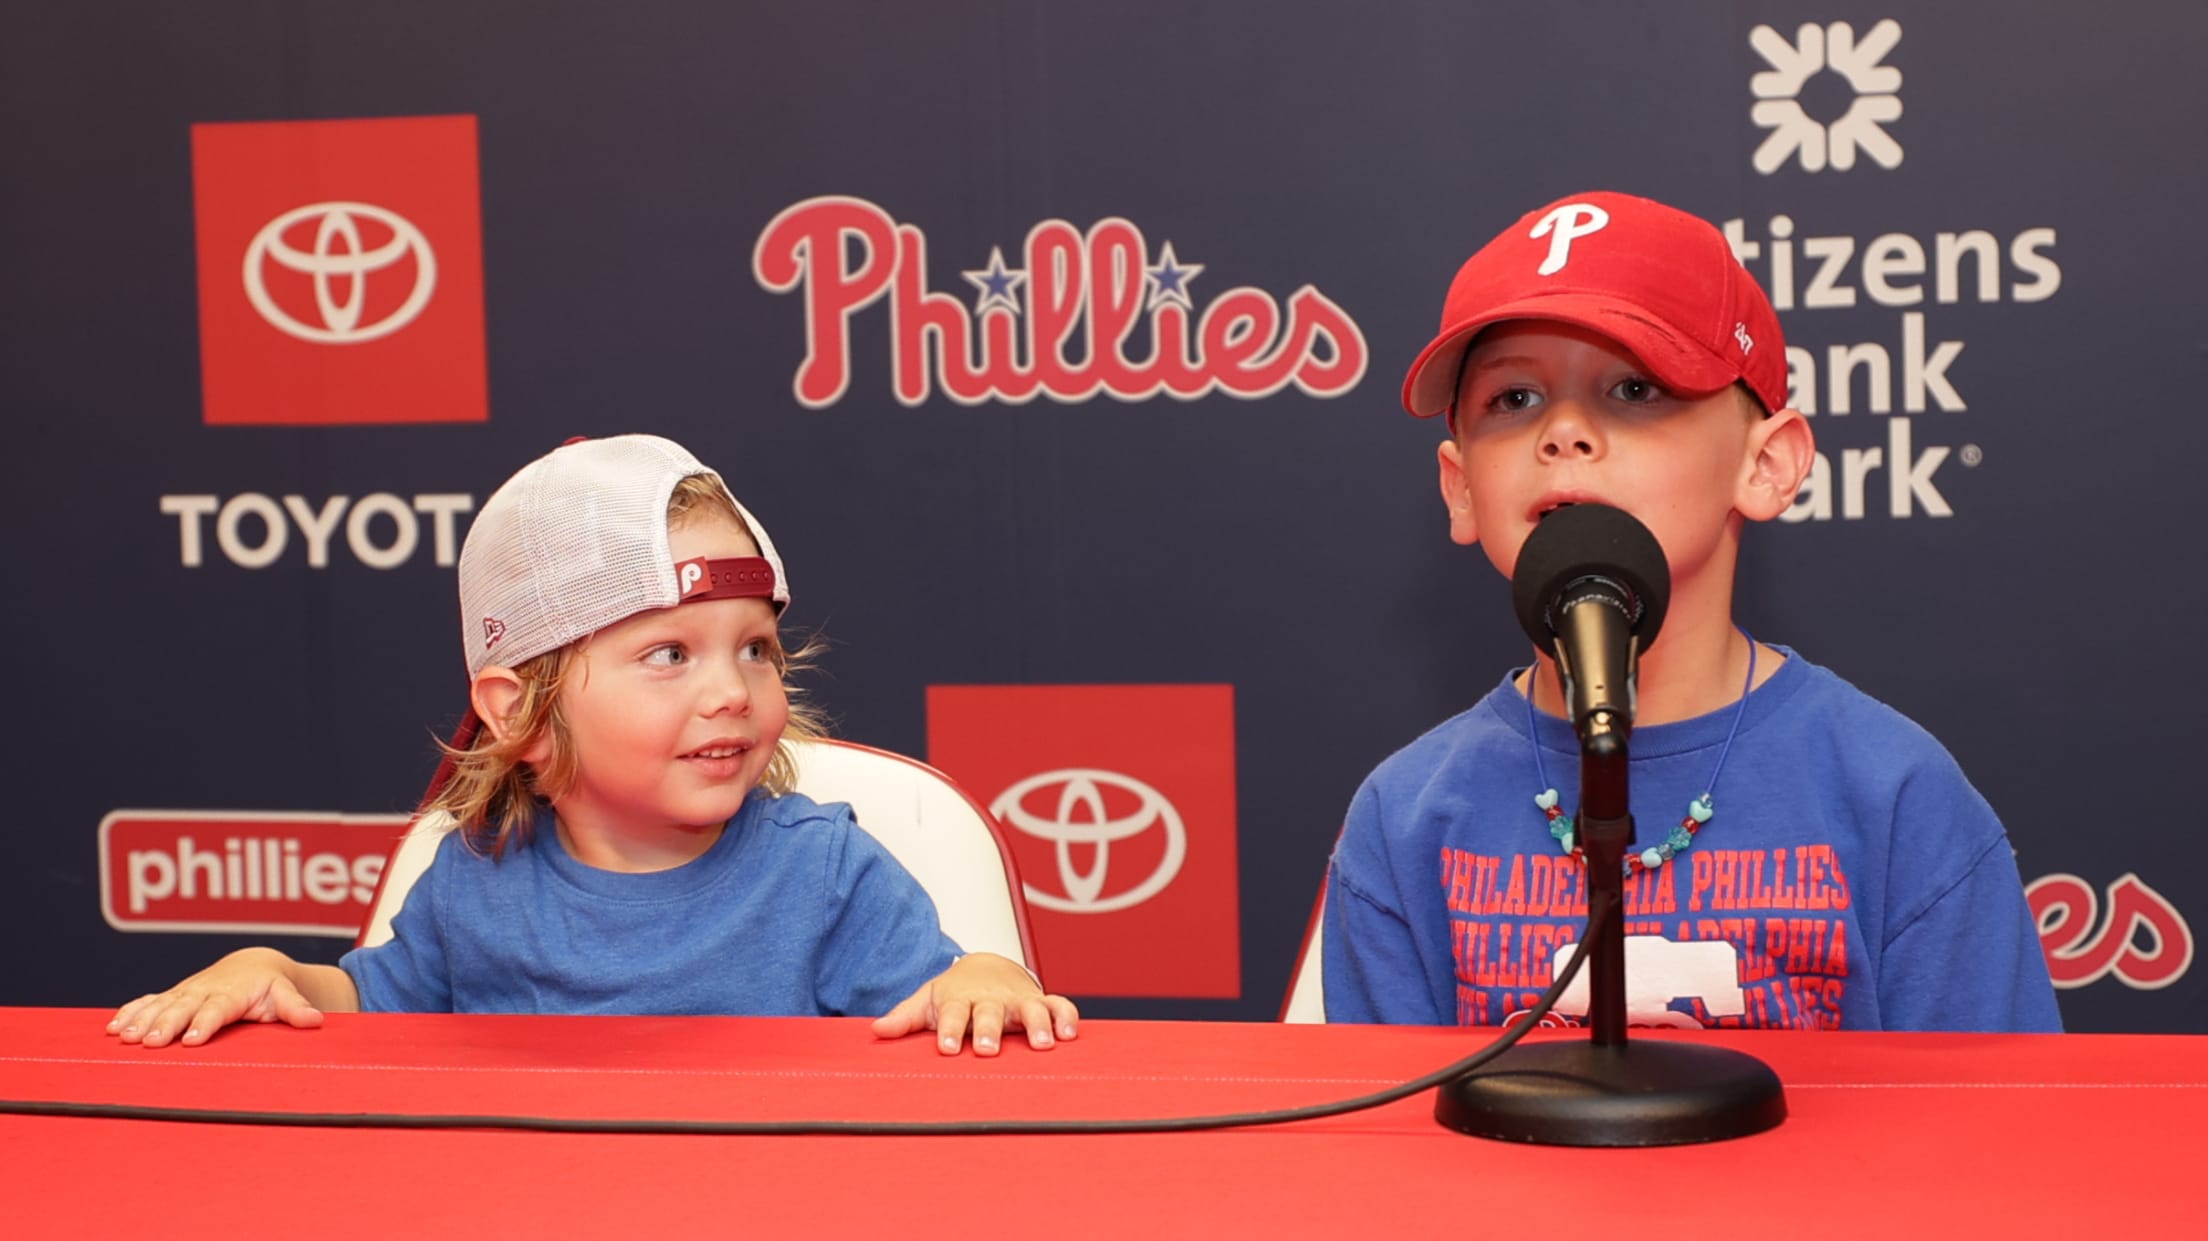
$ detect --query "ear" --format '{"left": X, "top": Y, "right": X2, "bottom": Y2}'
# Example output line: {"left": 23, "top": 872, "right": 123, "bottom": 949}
{"left": 1437, "top": 438, "right": 1481, "bottom": 546}
{"left": 470, "top": 666, "right": 551, "bottom": 765}
{"left": 1736, "top": 407, "right": 1816, "bottom": 522}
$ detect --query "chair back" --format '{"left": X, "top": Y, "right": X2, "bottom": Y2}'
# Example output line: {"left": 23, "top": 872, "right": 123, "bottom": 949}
{"left": 357, "top": 737, "right": 1040, "bottom": 977}
{"left": 1279, "top": 886, "right": 1327, "bottom": 1022}
{"left": 781, "top": 737, "right": 1036, "bottom": 971}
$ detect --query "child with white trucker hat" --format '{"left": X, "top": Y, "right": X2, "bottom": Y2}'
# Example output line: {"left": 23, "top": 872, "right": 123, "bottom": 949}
{"left": 111, "top": 434, "right": 1077, "bottom": 1054}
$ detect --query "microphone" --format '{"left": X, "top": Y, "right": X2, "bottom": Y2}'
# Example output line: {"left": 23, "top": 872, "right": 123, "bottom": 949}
{"left": 1510, "top": 504, "right": 1669, "bottom": 742}
{"left": 1437, "top": 501, "right": 1783, "bottom": 1148}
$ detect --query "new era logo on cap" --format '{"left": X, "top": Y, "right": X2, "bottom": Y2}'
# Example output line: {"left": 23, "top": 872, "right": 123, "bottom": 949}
{"left": 482, "top": 617, "right": 506, "bottom": 648}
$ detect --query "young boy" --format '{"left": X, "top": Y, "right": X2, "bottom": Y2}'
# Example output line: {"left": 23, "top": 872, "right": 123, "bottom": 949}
{"left": 1323, "top": 192, "right": 2060, "bottom": 1032}
{"left": 111, "top": 434, "right": 1078, "bottom": 1054}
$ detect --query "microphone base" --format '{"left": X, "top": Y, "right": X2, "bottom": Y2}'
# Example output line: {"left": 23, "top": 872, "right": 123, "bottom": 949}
{"left": 1434, "top": 1038, "right": 1785, "bottom": 1147}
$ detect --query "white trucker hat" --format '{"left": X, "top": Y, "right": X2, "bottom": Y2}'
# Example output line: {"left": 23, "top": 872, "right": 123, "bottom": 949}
{"left": 457, "top": 434, "right": 789, "bottom": 677}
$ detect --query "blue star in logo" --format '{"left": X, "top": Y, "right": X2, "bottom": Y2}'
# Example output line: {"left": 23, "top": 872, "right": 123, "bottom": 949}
{"left": 961, "top": 246, "right": 1026, "bottom": 314}
{"left": 1146, "top": 241, "right": 1204, "bottom": 311}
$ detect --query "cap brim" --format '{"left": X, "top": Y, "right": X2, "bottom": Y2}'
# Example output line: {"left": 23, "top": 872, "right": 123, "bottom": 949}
{"left": 1401, "top": 291, "right": 1744, "bottom": 418}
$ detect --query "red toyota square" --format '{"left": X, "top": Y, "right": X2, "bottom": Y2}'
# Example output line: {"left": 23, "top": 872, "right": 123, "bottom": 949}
{"left": 191, "top": 115, "right": 487, "bottom": 425}
{"left": 927, "top": 684, "right": 1240, "bottom": 998}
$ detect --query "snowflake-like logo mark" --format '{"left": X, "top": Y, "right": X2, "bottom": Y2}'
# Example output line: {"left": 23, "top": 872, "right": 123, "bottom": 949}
{"left": 1749, "top": 19, "right": 1904, "bottom": 174}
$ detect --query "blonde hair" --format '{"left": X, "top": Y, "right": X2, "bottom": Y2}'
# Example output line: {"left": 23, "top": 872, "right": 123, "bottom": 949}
{"left": 423, "top": 474, "right": 827, "bottom": 856}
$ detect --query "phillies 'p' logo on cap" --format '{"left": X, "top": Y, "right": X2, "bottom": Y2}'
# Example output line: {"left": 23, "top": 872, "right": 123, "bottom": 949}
{"left": 1530, "top": 202, "right": 1613, "bottom": 275}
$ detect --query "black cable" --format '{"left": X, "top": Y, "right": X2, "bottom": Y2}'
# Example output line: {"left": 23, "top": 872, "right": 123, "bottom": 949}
{"left": 4, "top": 905, "right": 1609, "bottom": 1136}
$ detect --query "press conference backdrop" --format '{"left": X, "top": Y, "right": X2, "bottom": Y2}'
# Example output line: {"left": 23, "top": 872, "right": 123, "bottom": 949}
{"left": 5, "top": 3, "right": 2198, "bottom": 1031}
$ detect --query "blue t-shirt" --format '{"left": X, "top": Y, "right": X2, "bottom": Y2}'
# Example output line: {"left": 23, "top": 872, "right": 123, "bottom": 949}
{"left": 1323, "top": 649, "right": 2061, "bottom": 1032}
{"left": 340, "top": 789, "right": 962, "bottom": 1016}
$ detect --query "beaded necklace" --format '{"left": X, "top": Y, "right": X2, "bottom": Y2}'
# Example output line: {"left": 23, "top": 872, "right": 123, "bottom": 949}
{"left": 1530, "top": 631, "right": 1756, "bottom": 876}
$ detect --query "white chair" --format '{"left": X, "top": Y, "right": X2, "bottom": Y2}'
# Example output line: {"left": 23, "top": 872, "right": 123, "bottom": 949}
{"left": 1279, "top": 886, "right": 1327, "bottom": 1022}
{"left": 357, "top": 736, "right": 1039, "bottom": 976}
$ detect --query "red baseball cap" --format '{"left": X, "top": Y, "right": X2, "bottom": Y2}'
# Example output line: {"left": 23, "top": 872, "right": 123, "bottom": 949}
{"left": 1402, "top": 191, "right": 1788, "bottom": 420}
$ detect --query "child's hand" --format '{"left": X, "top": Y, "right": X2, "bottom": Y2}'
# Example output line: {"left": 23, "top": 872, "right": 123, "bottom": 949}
{"left": 872, "top": 952, "right": 1080, "bottom": 1056}
{"left": 106, "top": 948, "right": 330, "bottom": 1048}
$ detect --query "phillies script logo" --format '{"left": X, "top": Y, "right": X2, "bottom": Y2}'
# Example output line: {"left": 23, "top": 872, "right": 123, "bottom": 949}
{"left": 191, "top": 115, "right": 487, "bottom": 425}
{"left": 100, "top": 810, "right": 410, "bottom": 937}
{"left": 2029, "top": 872, "right": 2194, "bottom": 990}
{"left": 990, "top": 769, "right": 1187, "bottom": 914}
{"left": 752, "top": 196, "right": 1368, "bottom": 407}
{"left": 928, "top": 684, "right": 1239, "bottom": 998}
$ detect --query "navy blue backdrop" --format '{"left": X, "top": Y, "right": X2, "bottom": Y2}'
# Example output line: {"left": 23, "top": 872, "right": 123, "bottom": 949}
{"left": 4, "top": 1, "right": 2199, "bottom": 1031}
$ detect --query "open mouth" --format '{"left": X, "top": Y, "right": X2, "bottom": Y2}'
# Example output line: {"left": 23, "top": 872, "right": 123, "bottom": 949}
{"left": 683, "top": 742, "right": 753, "bottom": 761}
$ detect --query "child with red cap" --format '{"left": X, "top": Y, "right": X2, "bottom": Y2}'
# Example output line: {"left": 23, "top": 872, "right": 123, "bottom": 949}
{"left": 1324, "top": 192, "right": 2059, "bottom": 1031}
{"left": 112, "top": 435, "right": 1078, "bottom": 1054}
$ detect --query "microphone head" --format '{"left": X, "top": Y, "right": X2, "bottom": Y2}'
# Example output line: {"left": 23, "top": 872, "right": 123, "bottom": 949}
{"left": 1510, "top": 503, "right": 1671, "bottom": 654}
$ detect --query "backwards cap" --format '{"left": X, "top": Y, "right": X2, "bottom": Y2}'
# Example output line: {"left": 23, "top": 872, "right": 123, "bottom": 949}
{"left": 1402, "top": 191, "right": 1788, "bottom": 420}
{"left": 458, "top": 434, "right": 789, "bottom": 676}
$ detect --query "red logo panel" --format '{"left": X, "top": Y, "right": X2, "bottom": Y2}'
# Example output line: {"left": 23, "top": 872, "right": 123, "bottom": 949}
{"left": 100, "top": 810, "right": 411, "bottom": 936}
{"left": 191, "top": 115, "right": 487, "bottom": 425}
{"left": 927, "top": 685, "right": 1238, "bottom": 998}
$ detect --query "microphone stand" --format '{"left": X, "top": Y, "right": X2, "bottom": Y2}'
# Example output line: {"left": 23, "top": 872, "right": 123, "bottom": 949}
{"left": 1432, "top": 644, "right": 1787, "bottom": 1146}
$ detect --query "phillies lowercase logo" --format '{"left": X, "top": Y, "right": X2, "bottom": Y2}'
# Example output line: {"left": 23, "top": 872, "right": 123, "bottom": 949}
{"left": 1750, "top": 19, "right": 1904, "bottom": 174}
{"left": 191, "top": 115, "right": 488, "bottom": 425}
{"left": 2028, "top": 872, "right": 2195, "bottom": 990}
{"left": 99, "top": 810, "right": 411, "bottom": 936}
{"left": 927, "top": 685, "right": 1239, "bottom": 998}
{"left": 753, "top": 196, "right": 1367, "bottom": 408}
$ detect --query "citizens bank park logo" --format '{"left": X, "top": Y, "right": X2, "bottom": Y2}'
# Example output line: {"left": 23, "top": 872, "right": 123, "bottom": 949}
{"left": 752, "top": 196, "right": 1368, "bottom": 408}
{"left": 1736, "top": 18, "right": 2060, "bottom": 523}
{"left": 99, "top": 810, "right": 410, "bottom": 936}
{"left": 2028, "top": 872, "right": 2195, "bottom": 990}
{"left": 929, "top": 684, "right": 1239, "bottom": 999}
{"left": 1750, "top": 19, "right": 1904, "bottom": 174}
{"left": 190, "top": 115, "right": 488, "bottom": 426}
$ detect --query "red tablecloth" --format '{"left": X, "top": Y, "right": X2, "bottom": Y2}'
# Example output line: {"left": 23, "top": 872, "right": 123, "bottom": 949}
{"left": 2, "top": 1007, "right": 2200, "bottom": 1237}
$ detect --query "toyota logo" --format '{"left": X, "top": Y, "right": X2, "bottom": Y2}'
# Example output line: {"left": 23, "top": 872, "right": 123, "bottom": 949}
{"left": 990, "top": 768, "right": 1186, "bottom": 914}
{"left": 242, "top": 201, "right": 437, "bottom": 344}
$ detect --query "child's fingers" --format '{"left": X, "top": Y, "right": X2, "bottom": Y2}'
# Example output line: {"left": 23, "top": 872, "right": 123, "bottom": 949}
{"left": 105, "top": 994, "right": 161, "bottom": 1036}
{"left": 109, "top": 997, "right": 169, "bottom": 1044}
{"left": 934, "top": 999, "right": 973, "bottom": 1055}
{"left": 268, "top": 979, "right": 327, "bottom": 1030}
{"left": 138, "top": 992, "right": 241, "bottom": 1048}
{"left": 868, "top": 983, "right": 934, "bottom": 1039}
{"left": 172, "top": 996, "right": 243, "bottom": 1045}
{"left": 965, "top": 1002, "right": 1008, "bottom": 1056}
{"left": 114, "top": 993, "right": 200, "bottom": 1045}
{"left": 1045, "top": 994, "right": 1081, "bottom": 1040}
{"left": 1013, "top": 997, "right": 1057, "bottom": 1049}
